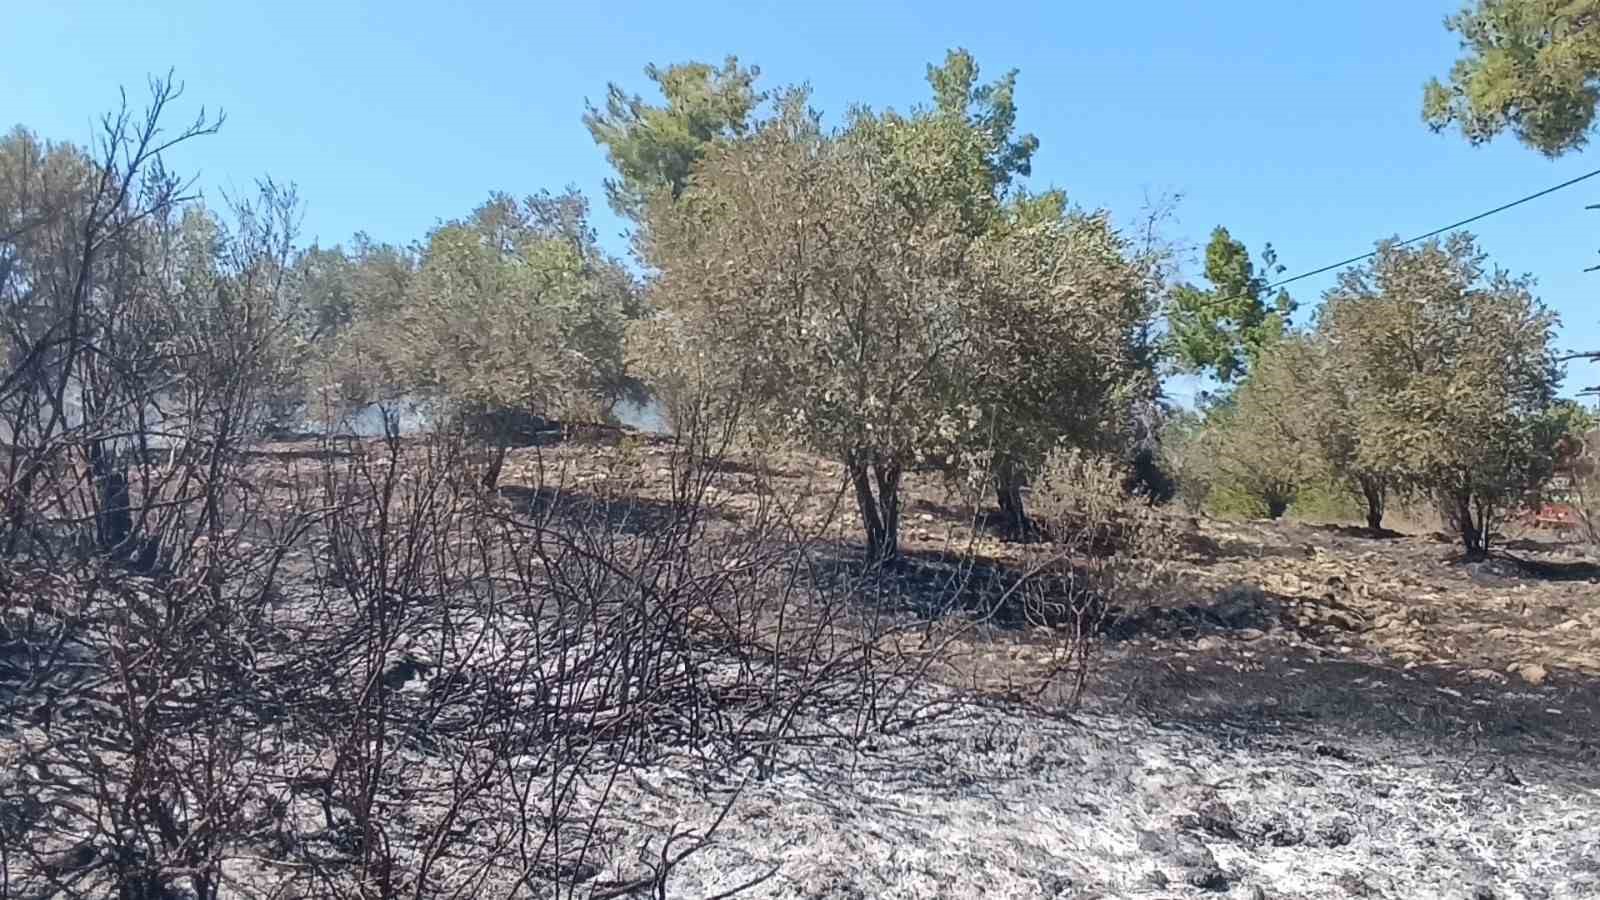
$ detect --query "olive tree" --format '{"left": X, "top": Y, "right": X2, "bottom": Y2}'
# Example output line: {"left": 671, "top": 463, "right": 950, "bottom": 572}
{"left": 1320, "top": 233, "right": 1563, "bottom": 556}
{"left": 1298, "top": 329, "right": 1402, "bottom": 531}
{"left": 643, "top": 93, "right": 988, "bottom": 562}
{"left": 965, "top": 211, "right": 1158, "bottom": 533}
{"left": 1200, "top": 334, "right": 1324, "bottom": 519}
{"left": 309, "top": 238, "right": 417, "bottom": 427}
{"left": 0, "top": 78, "right": 234, "bottom": 559}
{"left": 333, "top": 190, "right": 642, "bottom": 487}
{"left": 858, "top": 49, "right": 1157, "bottom": 530}
{"left": 642, "top": 82, "right": 1154, "bottom": 561}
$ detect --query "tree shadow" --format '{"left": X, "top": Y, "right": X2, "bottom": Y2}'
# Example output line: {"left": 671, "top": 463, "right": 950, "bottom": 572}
{"left": 241, "top": 446, "right": 357, "bottom": 463}
{"left": 1307, "top": 522, "right": 1409, "bottom": 541}
{"left": 495, "top": 483, "right": 734, "bottom": 537}
{"left": 1100, "top": 588, "right": 1292, "bottom": 642}
{"left": 791, "top": 540, "right": 1600, "bottom": 787}
{"left": 804, "top": 543, "right": 1040, "bottom": 624}
{"left": 802, "top": 543, "right": 1299, "bottom": 640}
{"left": 1094, "top": 643, "right": 1600, "bottom": 788}
{"left": 905, "top": 498, "right": 1024, "bottom": 542}
{"left": 1445, "top": 552, "right": 1600, "bottom": 583}
{"left": 1489, "top": 551, "right": 1600, "bottom": 581}
{"left": 695, "top": 456, "right": 790, "bottom": 479}
{"left": 1497, "top": 536, "right": 1590, "bottom": 554}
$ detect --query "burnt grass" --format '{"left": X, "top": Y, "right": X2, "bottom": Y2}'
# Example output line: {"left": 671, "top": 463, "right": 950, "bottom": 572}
{"left": 218, "top": 435, "right": 1600, "bottom": 898}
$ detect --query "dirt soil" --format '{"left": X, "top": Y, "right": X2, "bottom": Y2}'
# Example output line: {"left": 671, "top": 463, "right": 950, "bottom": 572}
{"left": 239, "top": 437, "right": 1600, "bottom": 899}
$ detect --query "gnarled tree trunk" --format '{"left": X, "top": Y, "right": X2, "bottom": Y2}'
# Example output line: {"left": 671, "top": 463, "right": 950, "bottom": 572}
{"left": 1444, "top": 490, "right": 1489, "bottom": 558}
{"left": 1358, "top": 474, "right": 1387, "bottom": 533}
{"left": 849, "top": 455, "right": 902, "bottom": 565}
{"left": 994, "top": 455, "right": 1028, "bottom": 537}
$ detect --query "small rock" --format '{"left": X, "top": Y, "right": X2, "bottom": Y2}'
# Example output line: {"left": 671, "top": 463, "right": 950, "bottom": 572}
{"left": 1247, "top": 886, "right": 1269, "bottom": 900}
{"left": 1143, "top": 869, "right": 1169, "bottom": 888}
{"left": 1168, "top": 832, "right": 1217, "bottom": 870}
{"left": 1246, "top": 812, "right": 1304, "bottom": 847}
{"left": 1314, "top": 743, "right": 1360, "bottom": 763}
{"left": 1135, "top": 828, "right": 1169, "bottom": 853}
{"left": 1195, "top": 636, "right": 1225, "bottom": 652}
{"left": 1324, "top": 612, "right": 1359, "bottom": 632}
{"left": 1186, "top": 866, "right": 1229, "bottom": 892}
{"left": 37, "top": 840, "right": 98, "bottom": 878}
{"left": 1191, "top": 798, "right": 1239, "bottom": 840}
{"left": 1511, "top": 662, "right": 1549, "bottom": 686}
{"left": 1214, "top": 584, "right": 1267, "bottom": 626}
{"left": 1336, "top": 871, "right": 1374, "bottom": 896}
{"left": 1313, "top": 817, "right": 1355, "bottom": 848}
{"left": 381, "top": 654, "right": 433, "bottom": 690}
{"left": 1038, "top": 869, "right": 1076, "bottom": 896}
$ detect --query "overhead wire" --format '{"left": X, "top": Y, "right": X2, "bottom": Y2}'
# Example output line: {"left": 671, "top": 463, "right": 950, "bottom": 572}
{"left": 1190, "top": 165, "right": 1600, "bottom": 312}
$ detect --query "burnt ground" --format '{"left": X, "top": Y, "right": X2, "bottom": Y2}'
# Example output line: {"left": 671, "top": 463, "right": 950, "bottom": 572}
{"left": 227, "top": 436, "right": 1600, "bottom": 899}
{"left": 1082, "top": 517, "right": 1600, "bottom": 791}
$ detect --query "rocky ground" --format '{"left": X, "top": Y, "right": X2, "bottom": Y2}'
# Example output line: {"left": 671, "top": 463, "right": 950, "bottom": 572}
{"left": 214, "top": 439, "right": 1600, "bottom": 896}
{"left": 528, "top": 439, "right": 1600, "bottom": 898}
{"left": 589, "top": 679, "right": 1600, "bottom": 899}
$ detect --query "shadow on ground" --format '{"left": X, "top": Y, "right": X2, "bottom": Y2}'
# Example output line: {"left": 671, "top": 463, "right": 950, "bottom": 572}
{"left": 804, "top": 542, "right": 1600, "bottom": 788}
{"left": 805, "top": 544, "right": 1031, "bottom": 623}
{"left": 1091, "top": 639, "right": 1600, "bottom": 788}
{"left": 1483, "top": 552, "right": 1600, "bottom": 582}
{"left": 1308, "top": 522, "right": 1409, "bottom": 541}
{"left": 497, "top": 483, "right": 733, "bottom": 536}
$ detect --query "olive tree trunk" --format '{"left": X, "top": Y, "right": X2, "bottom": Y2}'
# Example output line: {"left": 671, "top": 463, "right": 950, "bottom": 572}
{"left": 1358, "top": 475, "right": 1387, "bottom": 533}
{"left": 849, "top": 457, "right": 902, "bottom": 565}
{"left": 994, "top": 456, "right": 1029, "bottom": 537}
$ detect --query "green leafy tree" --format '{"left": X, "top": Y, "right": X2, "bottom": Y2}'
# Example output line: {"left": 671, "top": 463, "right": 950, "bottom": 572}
{"left": 861, "top": 50, "right": 1153, "bottom": 529}
{"left": 853, "top": 47, "right": 1045, "bottom": 233}
{"left": 1422, "top": 2, "right": 1600, "bottom": 384}
{"left": 584, "top": 57, "right": 765, "bottom": 223}
{"left": 334, "top": 190, "right": 641, "bottom": 487}
{"left": 645, "top": 89, "right": 1009, "bottom": 562}
{"left": 1158, "top": 407, "right": 1214, "bottom": 514}
{"left": 966, "top": 212, "right": 1158, "bottom": 532}
{"left": 1167, "top": 226, "right": 1296, "bottom": 384}
{"left": 1423, "top": 0, "right": 1600, "bottom": 156}
{"left": 921, "top": 48, "right": 1041, "bottom": 196}
{"left": 313, "top": 239, "right": 417, "bottom": 423}
{"left": 1320, "top": 233, "right": 1563, "bottom": 556}
{"left": 1300, "top": 328, "right": 1403, "bottom": 531}
{"left": 1200, "top": 334, "right": 1323, "bottom": 519}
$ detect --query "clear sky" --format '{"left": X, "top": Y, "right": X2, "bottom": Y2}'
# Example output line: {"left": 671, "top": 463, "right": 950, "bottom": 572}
{"left": 5, "top": 0, "right": 1598, "bottom": 400}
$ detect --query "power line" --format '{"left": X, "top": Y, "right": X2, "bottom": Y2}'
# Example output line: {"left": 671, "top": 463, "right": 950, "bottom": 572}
{"left": 1192, "top": 165, "right": 1600, "bottom": 311}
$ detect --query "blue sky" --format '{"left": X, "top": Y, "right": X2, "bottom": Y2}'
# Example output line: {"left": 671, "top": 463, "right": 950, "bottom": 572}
{"left": 5, "top": 0, "right": 1598, "bottom": 400}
